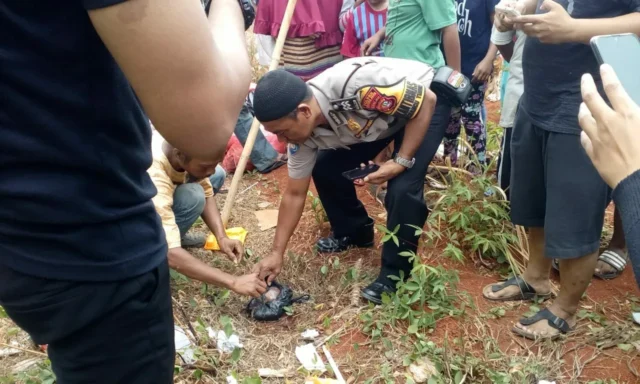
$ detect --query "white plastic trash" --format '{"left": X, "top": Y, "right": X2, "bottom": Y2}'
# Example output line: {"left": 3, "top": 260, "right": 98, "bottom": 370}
{"left": 207, "top": 327, "right": 243, "bottom": 353}
{"left": 174, "top": 326, "right": 196, "bottom": 364}
{"left": 301, "top": 329, "right": 320, "bottom": 341}
{"left": 295, "top": 344, "right": 326, "bottom": 372}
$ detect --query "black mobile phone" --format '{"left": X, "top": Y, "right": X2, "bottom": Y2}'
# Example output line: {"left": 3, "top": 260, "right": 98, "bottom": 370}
{"left": 342, "top": 163, "right": 380, "bottom": 181}
{"left": 590, "top": 33, "right": 640, "bottom": 105}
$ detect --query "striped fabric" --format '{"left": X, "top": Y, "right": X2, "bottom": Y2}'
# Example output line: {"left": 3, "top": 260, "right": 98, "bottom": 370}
{"left": 280, "top": 36, "right": 343, "bottom": 81}
{"left": 352, "top": 3, "right": 386, "bottom": 43}
{"left": 341, "top": 2, "right": 387, "bottom": 58}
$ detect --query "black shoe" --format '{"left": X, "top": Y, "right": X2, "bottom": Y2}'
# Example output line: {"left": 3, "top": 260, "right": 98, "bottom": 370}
{"left": 181, "top": 233, "right": 206, "bottom": 248}
{"left": 360, "top": 281, "right": 396, "bottom": 305}
{"left": 316, "top": 219, "right": 374, "bottom": 253}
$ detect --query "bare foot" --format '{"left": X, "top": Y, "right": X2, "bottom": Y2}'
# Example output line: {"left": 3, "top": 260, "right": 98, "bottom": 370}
{"left": 513, "top": 304, "right": 577, "bottom": 339}
{"left": 482, "top": 278, "right": 551, "bottom": 301}
{"left": 594, "top": 248, "right": 627, "bottom": 277}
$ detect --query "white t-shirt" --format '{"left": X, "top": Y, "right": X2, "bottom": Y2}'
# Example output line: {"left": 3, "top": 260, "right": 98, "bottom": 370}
{"left": 491, "top": 27, "right": 526, "bottom": 128}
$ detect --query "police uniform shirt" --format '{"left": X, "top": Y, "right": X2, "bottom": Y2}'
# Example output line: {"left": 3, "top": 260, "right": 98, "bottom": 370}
{"left": 287, "top": 57, "right": 435, "bottom": 179}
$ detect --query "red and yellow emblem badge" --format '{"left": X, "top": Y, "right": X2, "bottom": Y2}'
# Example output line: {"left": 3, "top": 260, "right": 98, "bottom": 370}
{"left": 358, "top": 80, "right": 425, "bottom": 120}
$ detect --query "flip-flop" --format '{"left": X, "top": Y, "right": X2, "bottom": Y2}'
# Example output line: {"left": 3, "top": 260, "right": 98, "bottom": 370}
{"left": 553, "top": 250, "right": 628, "bottom": 279}
{"left": 483, "top": 276, "right": 551, "bottom": 302}
{"left": 595, "top": 250, "right": 627, "bottom": 279}
{"left": 512, "top": 308, "right": 574, "bottom": 341}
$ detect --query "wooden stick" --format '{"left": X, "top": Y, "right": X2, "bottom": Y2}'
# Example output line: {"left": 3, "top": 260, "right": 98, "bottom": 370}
{"left": 322, "top": 345, "right": 345, "bottom": 384}
{"left": 221, "top": 0, "right": 299, "bottom": 225}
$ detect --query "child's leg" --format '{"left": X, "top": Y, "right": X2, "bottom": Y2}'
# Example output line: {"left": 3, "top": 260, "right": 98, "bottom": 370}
{"left": 461, "top": 82, "right": 487, "bottom": 166}
{"left": 443, "top": 107, "right": 463, "bottom": 164}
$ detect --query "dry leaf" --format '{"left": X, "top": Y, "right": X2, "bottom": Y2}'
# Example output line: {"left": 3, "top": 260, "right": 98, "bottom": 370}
{"left": 254, "top": 209, "right": 279, "bottom": 231}
{"left": 12, "top": 358, "right": 41, "bottom": 373}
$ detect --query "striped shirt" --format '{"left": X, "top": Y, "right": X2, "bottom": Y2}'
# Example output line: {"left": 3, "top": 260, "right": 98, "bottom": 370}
{"left": 341, "top": 2, "right": 387, "bottom": 58}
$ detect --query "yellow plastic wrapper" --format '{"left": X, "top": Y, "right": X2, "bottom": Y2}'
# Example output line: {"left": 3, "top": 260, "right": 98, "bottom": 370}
{"left": 204, "top": 227, "right": 248, "bottom": 250}
{"left": 305, "top": 378, "right": 340, "bottom": 384}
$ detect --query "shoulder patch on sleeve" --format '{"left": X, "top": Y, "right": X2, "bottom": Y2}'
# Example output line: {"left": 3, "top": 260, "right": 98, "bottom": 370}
{"left": 358, "top": 79, "right": 426, "bottom": 119}
{"left": 288, "top": 143, "right": 300, "bottom": 155}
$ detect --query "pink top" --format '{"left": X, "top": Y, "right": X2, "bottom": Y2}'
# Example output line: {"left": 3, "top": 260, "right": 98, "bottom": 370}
{"left": 254, "top": 0, "right": 344, "bottom": 48}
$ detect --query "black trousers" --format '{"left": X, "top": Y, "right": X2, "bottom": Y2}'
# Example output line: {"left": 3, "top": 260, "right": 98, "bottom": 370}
{"left": 0, "top": 260, "right": 175, "bottom": 384}
{"left": 313, "top": 99, "right": 451, "bottom": 285}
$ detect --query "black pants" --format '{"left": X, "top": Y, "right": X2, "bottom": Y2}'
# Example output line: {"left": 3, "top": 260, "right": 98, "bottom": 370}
{"left": 0, "top": 260, "right": 175, "bottom": 384}
{"left": 510, "top": 103, "right": 610, "bottom": 258}
{"left": 313, "top": 99, "right": 451, "bottom": 285}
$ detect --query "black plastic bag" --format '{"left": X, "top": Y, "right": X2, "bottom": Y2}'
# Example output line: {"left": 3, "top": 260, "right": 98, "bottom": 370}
{"left": 246, "top": 281, "right": 309, "bottom": 321}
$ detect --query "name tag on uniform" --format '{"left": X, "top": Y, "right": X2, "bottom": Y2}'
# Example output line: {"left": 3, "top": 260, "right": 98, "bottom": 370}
{"left": 328, "top": 111, "right": 347, "bottom": 126}
{"left": 330, "top": 96, "right": 361, "bottom": 112}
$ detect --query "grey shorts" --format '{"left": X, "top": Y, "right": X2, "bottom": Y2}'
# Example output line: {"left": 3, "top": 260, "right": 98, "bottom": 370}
{"left": 510, "top": 105, "right": 611, "bottom": 259}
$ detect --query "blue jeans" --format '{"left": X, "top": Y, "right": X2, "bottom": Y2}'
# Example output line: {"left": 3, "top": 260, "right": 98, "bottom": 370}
{"left": 210, "top": 165, "right": 226, "bottom": 193}
{"left": 173, "top": 169, "right": 226, "bottom": 237}
{"left": 235, "top": 104, "right": 278, "bottom": 172}
{"left": 173, "top": 184, "right": 206, "bottom": 238}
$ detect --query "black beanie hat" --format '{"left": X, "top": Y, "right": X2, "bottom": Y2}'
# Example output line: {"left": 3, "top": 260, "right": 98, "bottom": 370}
{"left": 253, "top": 70, "right": 309, "bottom": 122}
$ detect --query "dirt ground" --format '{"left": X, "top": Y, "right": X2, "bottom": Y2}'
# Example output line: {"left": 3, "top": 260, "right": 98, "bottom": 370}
{"left": 1, "top": 90, "right": 639, "bottom": 383}
{"left": 229, "top": 141, "right": 640, "bottom": 383}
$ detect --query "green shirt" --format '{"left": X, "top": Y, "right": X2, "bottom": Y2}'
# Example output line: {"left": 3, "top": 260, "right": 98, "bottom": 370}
{"left": 383, "top": 0, "right": 456, "bottom": 68}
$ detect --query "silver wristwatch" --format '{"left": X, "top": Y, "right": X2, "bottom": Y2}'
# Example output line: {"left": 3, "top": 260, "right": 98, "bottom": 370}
{"left": 394, "top": 154, "right": 415, "bottom": 169}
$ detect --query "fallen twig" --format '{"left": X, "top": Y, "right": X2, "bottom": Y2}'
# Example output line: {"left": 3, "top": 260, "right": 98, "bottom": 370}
{"left": 172, "top": 296, "right": 200, "bottom": 345}
{"left": 315, "top": 325, "right": 348, "bottom": 349}
{"left": 0, "top": 342, "right": 47, "bottom": 357}
{"left": 182, "top": 363, "right": 217, "bottom": 374}
{"left": 350, "top": 258, "right": 363, "bottom": 308}
{"left": 239, "top": 182, "right": 259, "bottom": 196}
{"left": 428, "top": 164, "right": 475, "bottom": 178}
{"left": 627, "top": 355, "right": 640, "bottom": 378}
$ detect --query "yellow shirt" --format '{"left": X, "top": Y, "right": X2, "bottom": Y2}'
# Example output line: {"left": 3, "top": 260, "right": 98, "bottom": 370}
{"left": 148, "top": 150, "right": 214, "bottom": 249}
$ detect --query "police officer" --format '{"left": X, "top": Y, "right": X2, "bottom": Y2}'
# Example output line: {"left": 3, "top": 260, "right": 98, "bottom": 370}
{"left": 251, "top": 56, "right": 451, "bottom": 304}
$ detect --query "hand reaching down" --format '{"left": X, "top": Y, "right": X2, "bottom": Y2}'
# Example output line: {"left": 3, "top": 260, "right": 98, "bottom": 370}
{"left": 219, "top": 237, "right": 243, "bottom": 264}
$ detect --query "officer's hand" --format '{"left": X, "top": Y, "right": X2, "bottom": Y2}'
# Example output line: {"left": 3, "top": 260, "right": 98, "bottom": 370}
{"left": 364, "top": 160, "right": 405, "bottom": 185}
{"left": 361, "top": 34, "right": 382, "bottom": 56}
